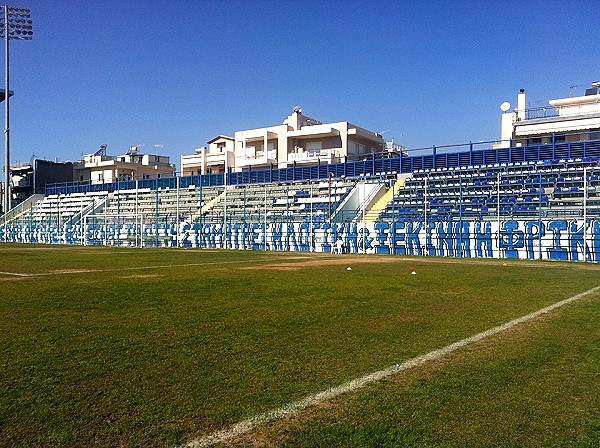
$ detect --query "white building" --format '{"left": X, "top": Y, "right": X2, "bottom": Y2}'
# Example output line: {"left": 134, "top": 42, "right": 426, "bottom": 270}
{"left": 234, "top": 109, "right": 384, "bottom": 171}
{"left": 74, "top": 146, "right": 175, "bottom": 184}
{"left": 500, "top": 82, "right": 600, "bottom": 147}
{"left": 181, "top": 135, "right": 235, "bottom": 176}
{"left": 181, "top": 109, "right": 385, "bottom": 175}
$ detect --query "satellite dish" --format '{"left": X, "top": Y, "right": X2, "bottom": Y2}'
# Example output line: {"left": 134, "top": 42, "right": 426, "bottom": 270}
{"left": 500, "top": 101, "right": 511, "bottom": 112}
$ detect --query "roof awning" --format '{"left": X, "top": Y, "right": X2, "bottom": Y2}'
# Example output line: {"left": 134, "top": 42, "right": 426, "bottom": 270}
{"left": 238, "top": 130, "right": 278, "bottom": 142}
{"left": 288, "top": 125, "right": 339, "bottom": 139}
{"left": 514, "top": 115, "right": 600, "bottom": 136}
{"left": 348, "top": 127, "right": 385, "bottom": 143}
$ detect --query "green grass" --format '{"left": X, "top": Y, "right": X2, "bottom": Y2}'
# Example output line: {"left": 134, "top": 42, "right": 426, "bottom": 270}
{"left": 259, "top": 297, "right": 600, "bottom": 448}
{"left": 1, "top": 244, "right": 599, "bottom": 447}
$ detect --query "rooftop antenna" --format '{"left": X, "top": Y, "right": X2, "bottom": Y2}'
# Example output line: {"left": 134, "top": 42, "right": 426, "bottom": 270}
{"left": 569, "top": 84, "right": 582, "bottom": 96}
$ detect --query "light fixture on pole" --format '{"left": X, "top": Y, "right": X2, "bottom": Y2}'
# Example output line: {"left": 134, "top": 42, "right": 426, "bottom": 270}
{"left": 0, "top": 5, "right": 33, "bottom": 215}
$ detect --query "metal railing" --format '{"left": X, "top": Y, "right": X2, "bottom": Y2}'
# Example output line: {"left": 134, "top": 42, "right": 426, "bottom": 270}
{"left": 525, "top": 106, "right": 560, "bottom": 120}
{"left": 41, "top": 136, "right": 600, "bottom": 197}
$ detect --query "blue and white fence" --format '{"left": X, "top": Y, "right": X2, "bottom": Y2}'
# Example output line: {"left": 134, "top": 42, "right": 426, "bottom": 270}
{"left": 1, "top": 217, "right": 598, "bottom": 262}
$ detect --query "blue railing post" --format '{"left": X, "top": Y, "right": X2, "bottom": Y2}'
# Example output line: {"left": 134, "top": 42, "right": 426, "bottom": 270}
{"left": 469, "top": 141, "right": 473, "bottom": 166}
{"left": 372, "top": 151, "right": 376, "bottom": 175}
{"left": 469, "top": 143, "right": 473, "bottom": 166}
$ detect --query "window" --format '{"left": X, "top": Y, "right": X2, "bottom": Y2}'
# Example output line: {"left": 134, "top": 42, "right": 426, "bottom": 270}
{"left": 267, "top": 142, "right": 276, "bottom": 159}
{"left": 307, "top": 142, "right": 322, "bottom": 157}
{"left": 348, "top": 141, "right": 358, "bottom": 155}
{"left": 588, "top": 131, "right": 600, "bottom": 141}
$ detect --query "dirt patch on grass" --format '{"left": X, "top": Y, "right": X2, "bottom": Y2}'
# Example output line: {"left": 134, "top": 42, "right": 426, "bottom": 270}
{"left": 241, "top": 255, "right": 402, "bottom": 271}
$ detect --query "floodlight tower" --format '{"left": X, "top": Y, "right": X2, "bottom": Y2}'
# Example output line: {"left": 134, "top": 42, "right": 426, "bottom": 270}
{"left": 0, "top": 5, "right": 32, "bottom": 215}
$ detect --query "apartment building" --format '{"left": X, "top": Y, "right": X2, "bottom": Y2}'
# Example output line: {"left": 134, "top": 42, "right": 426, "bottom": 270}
{"left": 500, "top": 82, "right": 600, "bottom": 147}
{"left": 182, "top": 109, "right": 385, "bottom": 175}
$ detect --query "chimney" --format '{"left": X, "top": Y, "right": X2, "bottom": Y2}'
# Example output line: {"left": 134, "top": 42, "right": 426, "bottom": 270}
{"left": 516, "top": 88, "right": 526, "bottom": 121}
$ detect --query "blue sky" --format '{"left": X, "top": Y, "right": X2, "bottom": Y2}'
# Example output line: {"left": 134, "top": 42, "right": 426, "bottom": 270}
{"left": 5, "top": 0, "right": 600, "bottom": 169}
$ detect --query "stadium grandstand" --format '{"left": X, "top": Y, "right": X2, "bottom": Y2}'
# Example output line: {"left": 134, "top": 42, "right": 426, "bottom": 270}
{"left": 2, "top": 84, "right": 600, "bottom": 262}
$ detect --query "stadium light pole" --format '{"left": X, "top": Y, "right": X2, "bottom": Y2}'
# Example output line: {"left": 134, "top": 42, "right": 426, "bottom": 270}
{"left": 1, "top": 5, "right": 32, "bottom": 215}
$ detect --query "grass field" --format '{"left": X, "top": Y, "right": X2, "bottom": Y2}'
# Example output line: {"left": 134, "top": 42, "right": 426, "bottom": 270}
{"left": 1, "top": 244, "right": 600, "bottom": 447}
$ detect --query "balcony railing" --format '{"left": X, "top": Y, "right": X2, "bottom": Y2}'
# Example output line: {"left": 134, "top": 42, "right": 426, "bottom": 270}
{"left": 236, "top": 150, "right": 277, "bottom": 166}
{"left": 525, "top": 107, "right": 560, "bottom": 120}
{"left": 524, "top": 100, "right": 600, "bottom": 121}
{"left": 288, "top": 149, "right": 341, "bottom": 162}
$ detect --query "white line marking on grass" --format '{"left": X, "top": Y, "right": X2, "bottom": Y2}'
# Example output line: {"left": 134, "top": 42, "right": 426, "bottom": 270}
{"left": 181, "top": 285, "right": 600, "bottom": 448}
{"left": 0, "top": 271, "right": 32, "bottom": 277}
